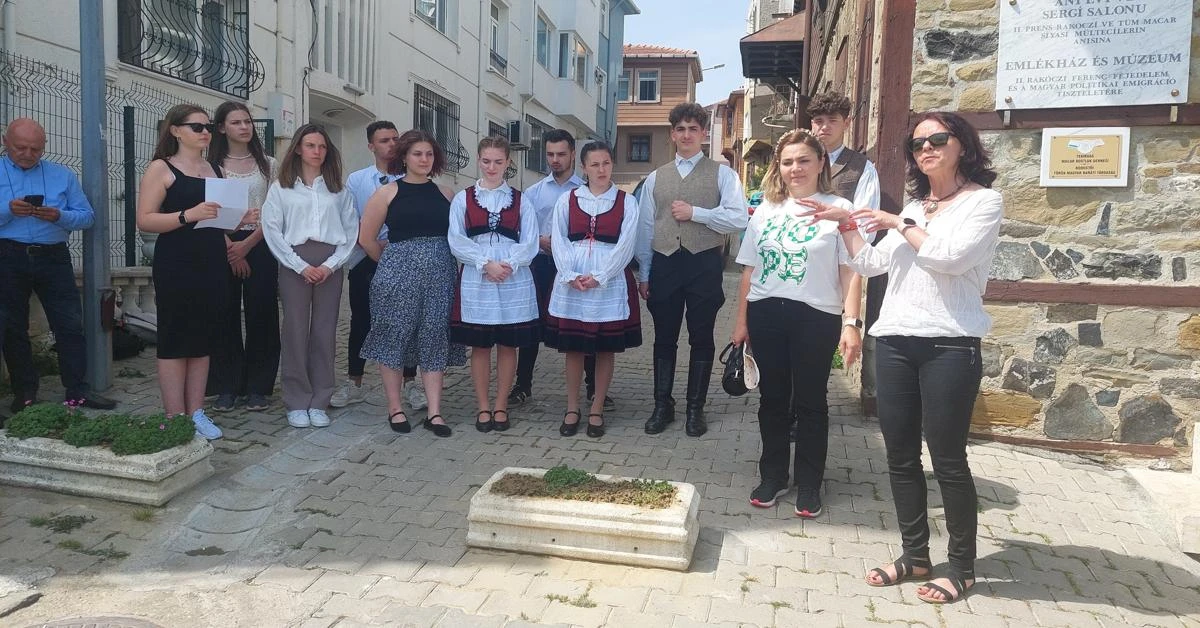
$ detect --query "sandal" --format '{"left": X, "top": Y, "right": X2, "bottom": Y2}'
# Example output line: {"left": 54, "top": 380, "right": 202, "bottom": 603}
{"left": 492, "top": 409, "right": 510, "bottom": 432}
{"left": 865, "top": 556, "right": 932, "bottom": 587}
{"left": 423, "top": 414, "right": 452, "bottom": 438}
{"left": 917, "top": 573, "right": 974, "bottom": 604}
{"left": 586, "top": 413, "right": 605, "bottom": 438}
{"left": 387, "top": 410, "right": 411, "bottom": 434}
{"left": 475, "top": 410, "right": 493, "bottom": 433}
{"left": 559, "top": 410, "right": 581, "bottom": 436}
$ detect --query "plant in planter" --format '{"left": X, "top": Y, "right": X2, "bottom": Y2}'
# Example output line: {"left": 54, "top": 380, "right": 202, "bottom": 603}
{"left": 0, "top": 404, "right": 214, "bottom": 505}
{"left": 467, "top": 465, "right": 700, "bottom": 570}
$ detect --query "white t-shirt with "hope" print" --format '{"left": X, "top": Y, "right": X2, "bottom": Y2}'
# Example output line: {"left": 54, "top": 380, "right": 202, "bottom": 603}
{"left": 735, "top": 192, "right": 854, "bottom": 315}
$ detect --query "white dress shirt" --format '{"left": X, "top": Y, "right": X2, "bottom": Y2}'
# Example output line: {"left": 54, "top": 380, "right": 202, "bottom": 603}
{"left": 634, "top": 152, "right": 749, "bottom": 282}
{"left": 261, "top": 177, "right": 360, "bottom": 274}
{"left": 828, "top": 145, "right": 881, "bottom": 210}
{"left": 526, "top": 171, "right": 586, "bottom": 236}
{"left": 344, "top": 166, "right": 402, "bottom": 267}
{"left": 847, "top": 188, "right": 1003, "bottom": 338}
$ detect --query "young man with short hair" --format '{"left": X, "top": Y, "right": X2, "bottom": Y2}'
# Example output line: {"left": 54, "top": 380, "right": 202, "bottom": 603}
{"left": 509, "top": 130, "right": 608, "bottom": 409}
{"left": 636, "top": 103, "right": 748, "bottom": 437}
{"left": 333, "top": 121, "right": 426, "bottom": 409}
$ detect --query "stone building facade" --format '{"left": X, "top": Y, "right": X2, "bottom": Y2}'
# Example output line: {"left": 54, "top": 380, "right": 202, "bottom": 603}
{"left": 799, "top": 0, "right": 1200, "bottom": 463}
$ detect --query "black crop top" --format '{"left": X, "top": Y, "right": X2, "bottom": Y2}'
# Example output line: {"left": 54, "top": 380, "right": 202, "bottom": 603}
{"left": 385, "top": 179, "right": 451, "bottom": 241}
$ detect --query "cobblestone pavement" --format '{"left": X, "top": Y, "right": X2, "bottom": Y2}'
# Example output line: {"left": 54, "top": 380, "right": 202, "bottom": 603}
{"left": 2, "top": 273, "right": 1200, "bottom": 627}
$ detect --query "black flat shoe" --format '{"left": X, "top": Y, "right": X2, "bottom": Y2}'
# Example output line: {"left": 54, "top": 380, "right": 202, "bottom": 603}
{"left": 388, "top": 410, "right": 411, "bottom": 433}
{"left": 423, "top": 415, "right": 452, "bottom": 437}
{"left": 559, "top": 410, "right": 581, "bottom": 436}
{"left": 475, "top": 410, "right": 494, "bottom": 432}
{"left": 492, "top": 410, "right": 510, "bottom": 432}
{"left": 586, "top": 413, "right": 605, "bottom": 438}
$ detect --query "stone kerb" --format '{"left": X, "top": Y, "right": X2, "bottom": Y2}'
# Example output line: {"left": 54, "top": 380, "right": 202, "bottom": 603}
{"left": 467, "top": 467, "right": 700, "bottom": 571}
{"left": 0, "top": 433, "right": 214, "bottom": 506}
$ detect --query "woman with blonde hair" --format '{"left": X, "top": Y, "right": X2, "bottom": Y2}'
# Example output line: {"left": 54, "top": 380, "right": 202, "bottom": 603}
{"left": 261, "top": 124, "right": 359, "bottom": 429}
{"left": 448, "top": 136, "right": 540, "bottom": 432}
{"left": 731, "top": 128, "right": 862, "bottom": 517}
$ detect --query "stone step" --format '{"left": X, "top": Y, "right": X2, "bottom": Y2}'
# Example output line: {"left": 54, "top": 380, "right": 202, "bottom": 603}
{"left": 1128, "top": 466, "right": 1200, "bottom": 554}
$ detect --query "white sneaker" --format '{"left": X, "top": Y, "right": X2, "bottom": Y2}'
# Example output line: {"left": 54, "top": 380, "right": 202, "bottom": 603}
{"left": 308, "top": 408, "right": 331, "bottom": 427}
{"left": 287, "top": 410, "right": 311, "bottom": 428}
{"left": 404, "top": 380, "right": 428, "bottom": 410}
{"left": 330, "top": 378, "right": 367, "bottom": 408}
{"left": 192, "top": 409, "right": 223, "bottom": 440}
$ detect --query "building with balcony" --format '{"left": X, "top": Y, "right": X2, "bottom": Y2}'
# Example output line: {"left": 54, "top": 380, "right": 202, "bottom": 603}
{"left": 737, "top": 0, "right": 805, "bottom": 186}
{"left": 612, "top": 44, "right": 703, "bottom": 191}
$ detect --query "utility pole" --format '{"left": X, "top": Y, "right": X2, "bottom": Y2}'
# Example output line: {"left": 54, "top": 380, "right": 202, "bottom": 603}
{"left": 79, "top": 0, "right": 111, "bottom": 391}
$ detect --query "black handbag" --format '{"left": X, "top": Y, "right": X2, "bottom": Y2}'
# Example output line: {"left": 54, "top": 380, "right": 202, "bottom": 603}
{"left": 720, "top": 342, "right": 748, "bottom": 396}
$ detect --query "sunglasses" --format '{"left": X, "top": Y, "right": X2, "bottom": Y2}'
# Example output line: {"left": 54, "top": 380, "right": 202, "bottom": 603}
{"left": 908, "top": 132, "right": 954, "bottom": 153}
{"left": 177, "top": 122, "right": 216, "bottom": 134}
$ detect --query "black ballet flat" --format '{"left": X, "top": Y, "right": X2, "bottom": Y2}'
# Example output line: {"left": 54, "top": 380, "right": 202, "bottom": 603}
{"left": 388, "top": 410, "right": 411, "bottom": 434}
{"left": 423, "top": 415, "right": 452, "bottom": 438}
{"left": 492, "top": 410, "right": 511, "bottom": 432}
{"left": 586, "top": 413, "right": 605, "bottom": 438}
{"left": 559, "top": 410, "right": 581, "bottom": 437}
{"left": 475, "top": 410, "right": 494, "bottom": 433}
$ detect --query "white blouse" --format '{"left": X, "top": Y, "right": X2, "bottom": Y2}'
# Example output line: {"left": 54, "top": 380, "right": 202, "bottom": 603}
{"left": 548, "top": 184, "right": 640, "bottom": 323}
{"left": 261, "top": 176, "right": 360, "bottom": 274}
{"left": 736, "top": 193, "right": 853, "bottom": 315}
{"left": 848, "top": 188, "right": 1003, "bottom": 338}
{"left": 224, "top": 156, "right": 277, "bottom": 231}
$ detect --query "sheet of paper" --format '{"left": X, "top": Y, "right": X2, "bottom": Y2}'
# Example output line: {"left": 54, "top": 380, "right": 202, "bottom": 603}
{"left": 197, "top": 178, "right": 250, "bottom": 229}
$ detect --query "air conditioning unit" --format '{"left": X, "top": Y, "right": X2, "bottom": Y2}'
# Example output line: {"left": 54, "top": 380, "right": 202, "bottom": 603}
{"left": 507, "top": 120, "right": 531, "bottom": 150}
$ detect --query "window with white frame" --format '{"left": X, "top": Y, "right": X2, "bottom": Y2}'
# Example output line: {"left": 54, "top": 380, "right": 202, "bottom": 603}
{"left": 526, "top": 115, "right": 551, "bottom": 174}
{"left": 558, "top": 33, "right": 570, "bottom": 78}
{"left": 535, "top": 13, "right": 550, "bottom": 69}
{"left": 599, "top": 0, "right": 609, "bottom": 37}
{"left": 616, "top": 69, "right": 630, "bottom": 101}
{"left": 415, "top": 0, "right": 446, "bottom": 33}
{"left": 596, "top": 68, "right": 608, "bottom": 109}
{"left": 489, "top": 1, "right": 508, "bottom": 74}
{"left": 573, "top": 39, "right": 590, "bottom": 90}
{"left": 629, "top": 134, "right": 651, "bottom": 162}
{"left": 414, "top": 83, "right": 465, "bottom": 173}
{"left": 637, "top": 69, "right": 659, "bottom": 102}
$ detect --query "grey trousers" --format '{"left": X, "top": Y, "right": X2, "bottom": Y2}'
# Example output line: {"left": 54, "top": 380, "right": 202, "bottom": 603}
{"left": 278, "top": 241, "right": 343, "bottom": 411}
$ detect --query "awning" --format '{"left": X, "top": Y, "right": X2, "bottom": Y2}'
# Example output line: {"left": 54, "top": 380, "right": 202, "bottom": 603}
{"left": 739, "top": 12, "right": 804, "bottom": 82}
{"left": 742, "top": 138, "right": 773, "bottom": 159}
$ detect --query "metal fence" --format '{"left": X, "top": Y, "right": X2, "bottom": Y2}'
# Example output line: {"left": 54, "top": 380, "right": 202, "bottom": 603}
{"left": 2, "top": 51, "right": 195, "bottom": 267}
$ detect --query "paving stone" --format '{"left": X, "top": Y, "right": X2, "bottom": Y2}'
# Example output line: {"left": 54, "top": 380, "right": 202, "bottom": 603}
{"left": 251, "top": 565, "right": 323, "bottom": 592}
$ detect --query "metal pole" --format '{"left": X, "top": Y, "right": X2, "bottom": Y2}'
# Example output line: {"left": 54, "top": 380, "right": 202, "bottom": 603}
{"left": 123, "top": 106, "right": 136, "bottom": 267}
{"left": 80, "top": 0, "right": 111, "bottom": 391}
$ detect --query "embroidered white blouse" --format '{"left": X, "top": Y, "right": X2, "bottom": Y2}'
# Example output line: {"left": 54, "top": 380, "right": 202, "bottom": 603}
{"left": 548, "top": 184, "right": 640, "bottom": 323}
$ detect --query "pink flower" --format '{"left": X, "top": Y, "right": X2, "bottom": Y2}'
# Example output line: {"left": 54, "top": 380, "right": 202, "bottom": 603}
{"left": 158, "top": 424, "right": 166, "bottom": 430}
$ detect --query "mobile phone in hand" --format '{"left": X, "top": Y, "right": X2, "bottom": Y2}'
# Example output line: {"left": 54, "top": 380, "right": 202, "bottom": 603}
{"left": 23, "top": 194, "right": 44, "bottom": 206}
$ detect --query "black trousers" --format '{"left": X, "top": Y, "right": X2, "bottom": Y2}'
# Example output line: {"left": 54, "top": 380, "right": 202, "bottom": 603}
{"left": 515, "top": 254, "right": 594, "bottom": 392}
{"left": 348, "top": 257, "right": 415, "bottom": 379}
{"left": 208, "top": 234, "right": 280, "bottom": 396}
{"left": 0, "top": 241, "right": 88, "bottom": 401}
{"left": 875, "top": 335, "right": 982, "bottom": 578}
{"left": 647, "top": 248, "right": 724, "bottom": 364}
{"left": 747, "top": 298, "right": 840, "bottom": 489}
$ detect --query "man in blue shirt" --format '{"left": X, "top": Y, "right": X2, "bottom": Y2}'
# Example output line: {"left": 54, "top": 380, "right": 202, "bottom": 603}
{"left": 332, "top": 120, "right": 426, "bottom": 410}
{"left": 0, "top": 118, "right": 117, "bottom": 413}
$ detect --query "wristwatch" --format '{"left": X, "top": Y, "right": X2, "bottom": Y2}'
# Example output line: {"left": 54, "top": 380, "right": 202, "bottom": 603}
{"left": 178, "top": 210, "right": 188, "bottom": 225}
{"left": 843, "top": 317, "right": 863, "bottom": 329}
{"left": 899, "top": 218, "right": 917, "bottom": 234}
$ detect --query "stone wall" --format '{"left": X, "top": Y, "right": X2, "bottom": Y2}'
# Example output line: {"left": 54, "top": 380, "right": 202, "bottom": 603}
{"left": 910, "top": 0, "right": 1199, "bottom": 460}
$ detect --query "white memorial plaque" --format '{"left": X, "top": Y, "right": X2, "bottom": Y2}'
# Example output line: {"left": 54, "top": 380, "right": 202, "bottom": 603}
{"left": 996, "top": 0, "right": 1191, "bottom": 109}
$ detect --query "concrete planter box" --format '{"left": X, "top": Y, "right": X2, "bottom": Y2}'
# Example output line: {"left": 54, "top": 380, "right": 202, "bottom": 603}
{"left": 0, "top": 432, "right": 214, "bottom": 506}
{"left": 467, "top": 467, "right": 700, "bottom": 571}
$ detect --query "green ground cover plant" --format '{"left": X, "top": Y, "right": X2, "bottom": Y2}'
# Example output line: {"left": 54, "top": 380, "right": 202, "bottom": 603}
{"left": 3, "top": 402, "right": 194, "bottom": 455}
{"left": 490, "top": 464, "right": 678, "bottom": 508}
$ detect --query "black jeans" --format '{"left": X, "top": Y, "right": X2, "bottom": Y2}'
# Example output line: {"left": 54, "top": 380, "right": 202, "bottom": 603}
{"left": 515, "top": 254, "right": 594, "bottom": 392}
{"left": 349, "top": 257, "right": 415, "bottom": 379}
{"left": 875, "top": 335, "right": 982, "bottom": 578}
{"left": 647, "top": 248, "right": 725, "bottom": 364}
{"left": 747, "top": 298, "right": 840, "bottom": 490}
{"left": 0, "top": 241, "right": 88, "bottom": 401}
{"left": 208, "top": 234, "right": 280, "bottom": 396}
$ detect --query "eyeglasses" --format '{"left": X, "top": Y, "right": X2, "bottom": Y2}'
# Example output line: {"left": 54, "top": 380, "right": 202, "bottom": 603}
{"left": 177, "top": 122, "right": 215, "bottom": 134}
{"left": 908, "top": 132, "right": 954, "bottom": 153}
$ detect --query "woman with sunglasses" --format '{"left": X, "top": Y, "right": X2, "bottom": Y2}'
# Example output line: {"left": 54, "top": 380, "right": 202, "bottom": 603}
{"left": 206, "top": 101, "right": 280, "bottom": 413}
{"left": 261, "top": 124, "right": 359, "bottom": 430}
{"left": 730, "top": 129, "right": 862, "bottom": 519}
{"left": 136, "top": 104, "right": 242, "bottom": 439}
{"left": 799, "top": 112, "right": 1002, "bottom": 604}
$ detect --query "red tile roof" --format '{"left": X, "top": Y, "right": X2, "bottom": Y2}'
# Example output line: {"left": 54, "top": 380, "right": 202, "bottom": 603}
{"left": 623, "top": 44, "right": 698, "bottom": 58}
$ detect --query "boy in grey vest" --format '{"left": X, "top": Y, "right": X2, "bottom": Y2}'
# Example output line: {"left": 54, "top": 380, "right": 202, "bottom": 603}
{"left": 635, "top": 103, "right": 748, "bottom": 437}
